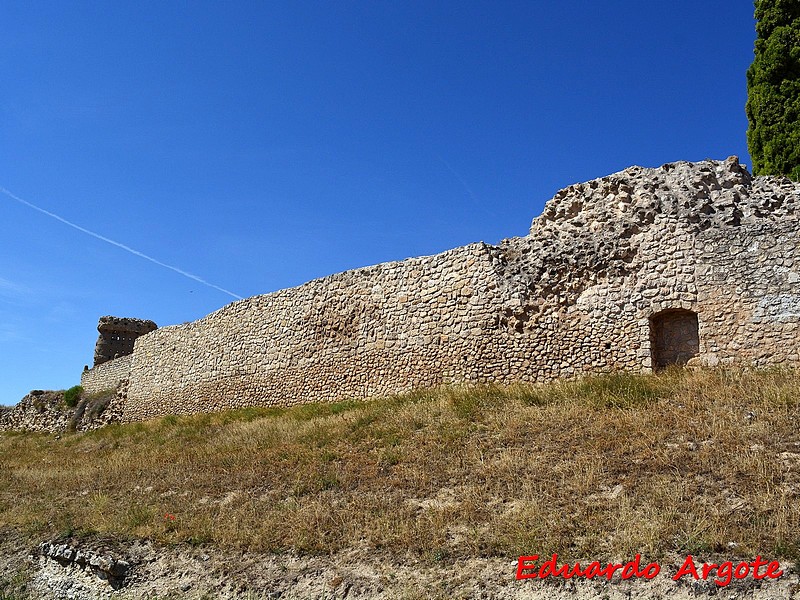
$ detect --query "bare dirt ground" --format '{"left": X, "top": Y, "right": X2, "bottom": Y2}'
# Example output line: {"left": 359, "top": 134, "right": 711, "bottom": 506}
{"left": 2, "top": 529, "right": 799, "bottom": 600}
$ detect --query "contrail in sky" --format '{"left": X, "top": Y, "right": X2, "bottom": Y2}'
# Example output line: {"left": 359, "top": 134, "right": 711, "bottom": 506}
{"left": 436, "top": 154, "right": 498, "bottom": 218}
{"left": 0, "top": 186, "right": 244, "bottom": 300}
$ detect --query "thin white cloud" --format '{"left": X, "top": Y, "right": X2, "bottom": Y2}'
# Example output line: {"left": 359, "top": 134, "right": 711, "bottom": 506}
{"left": 436, "top": 154, "right": 498, "bottom": 219}
{"left": 0, "top": 325, "right": 22, "bottom": 343}
{"left": 1, "top": 187, "right": 243, "bottom": 300}
{"left": 0, "top": 310, "right": 26, "bottom": 343}
{"left": 0, "top": 276, "right": 27, "bottom": 297}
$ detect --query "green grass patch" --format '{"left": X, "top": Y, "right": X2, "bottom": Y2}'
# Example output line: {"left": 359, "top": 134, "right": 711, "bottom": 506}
{"left": 62, "top": 385, "right": 83, "bottom": 408}
{"left": 521, "top": 370, "right": 678, "bottom": 408}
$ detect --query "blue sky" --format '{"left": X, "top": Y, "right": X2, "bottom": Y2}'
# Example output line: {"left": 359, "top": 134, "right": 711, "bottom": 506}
{"left": 1, "top": 1, "right": 755, "bottom": 405}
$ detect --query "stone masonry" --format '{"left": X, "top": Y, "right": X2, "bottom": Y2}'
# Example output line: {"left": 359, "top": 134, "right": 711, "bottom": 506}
{"left": 81, "top": 354, "right": 133, "bottom": 395}
{"left": 93, "top": 316, "right": 157, "bottom": 367}
{"left": 81, "top": 157, "right": 800, "bottom": 422}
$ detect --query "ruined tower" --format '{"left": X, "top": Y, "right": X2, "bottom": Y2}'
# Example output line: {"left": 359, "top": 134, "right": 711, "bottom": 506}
{"left": 93, "top": 316, "right": 157, "bottom": 366}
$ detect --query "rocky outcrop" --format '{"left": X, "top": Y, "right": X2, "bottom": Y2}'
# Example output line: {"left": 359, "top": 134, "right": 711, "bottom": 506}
{"left": 36, "top": 540, "right": 131, "bottom": 590}
{"left": 0, "top": 391, "right": 74, "bottom": 432}
{"left": 0, "top": 387, "right": 123, "bottom": 434}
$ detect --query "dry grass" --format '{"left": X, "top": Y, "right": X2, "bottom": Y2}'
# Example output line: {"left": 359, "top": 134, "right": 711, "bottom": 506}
{"left": 0, "top": 368, "right": 798, "bottom": 562}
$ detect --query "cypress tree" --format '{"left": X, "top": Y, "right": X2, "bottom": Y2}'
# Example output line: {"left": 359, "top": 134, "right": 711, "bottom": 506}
{"left": 745, "top": 0, "right": 800, "bottom": 180}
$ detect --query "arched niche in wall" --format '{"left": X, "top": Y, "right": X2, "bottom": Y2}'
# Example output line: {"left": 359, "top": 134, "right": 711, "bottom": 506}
{"left": 649, "top": 308, "right": 699, "bottom": 371}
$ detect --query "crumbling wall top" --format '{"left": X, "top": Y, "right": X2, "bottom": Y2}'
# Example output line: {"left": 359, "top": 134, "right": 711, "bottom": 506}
{"left": 531, "top": 156, "right": 800, "bottom": 237}
{"left": 97, "top": 316, "right": 158, "bottom": 335}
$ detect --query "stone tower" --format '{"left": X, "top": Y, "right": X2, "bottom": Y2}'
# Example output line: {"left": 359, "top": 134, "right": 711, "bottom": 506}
{"left": 93, "top": 316, "right": 157, "bottom": 366}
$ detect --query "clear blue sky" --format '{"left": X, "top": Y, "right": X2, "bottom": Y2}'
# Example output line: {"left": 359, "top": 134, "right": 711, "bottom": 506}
{"left": 1, "top": 1, "right": 755, "bottom": 405}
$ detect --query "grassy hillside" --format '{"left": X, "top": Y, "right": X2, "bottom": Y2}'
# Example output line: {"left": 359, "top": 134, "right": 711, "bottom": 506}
{"left": 0, "top": 368, "right": 798, "bottom": 562}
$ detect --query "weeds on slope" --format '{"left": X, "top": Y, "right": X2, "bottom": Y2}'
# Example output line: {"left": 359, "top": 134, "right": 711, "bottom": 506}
{"left": 0, "top": 368, "right": 798, "bottom": 562}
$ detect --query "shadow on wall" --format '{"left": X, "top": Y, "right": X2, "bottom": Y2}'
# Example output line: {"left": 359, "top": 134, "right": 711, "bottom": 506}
{"left": 649, "top": 309, "right": 700, "bottom": 370}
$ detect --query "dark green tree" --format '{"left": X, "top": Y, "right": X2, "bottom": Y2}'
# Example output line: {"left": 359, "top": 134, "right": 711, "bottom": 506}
{"left": 746, "top": 0, "right": 800, "bottom": 180}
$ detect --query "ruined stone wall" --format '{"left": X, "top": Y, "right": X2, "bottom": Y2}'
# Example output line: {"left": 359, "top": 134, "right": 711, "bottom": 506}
{"left": 81, "top": 354, "right": 133, "bottom": 395}
{"left": 124, "top": 243, "right": 513, "bottom": 421}
{"left": 122, "top": 157, "right": 800, "bottom": 422}
{"left": 0, "top": 389, "right": 121, "bottom": 433}
{"left": 696, "top": 220, "right": 799, "bottom": 367}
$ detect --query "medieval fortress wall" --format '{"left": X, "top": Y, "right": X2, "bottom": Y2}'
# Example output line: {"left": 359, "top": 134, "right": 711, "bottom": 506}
{"left": 78, "top": 157, "right": 799, "bottom": 422}
{"left": 81, "top": 354, "right": 132, "bottom": 395}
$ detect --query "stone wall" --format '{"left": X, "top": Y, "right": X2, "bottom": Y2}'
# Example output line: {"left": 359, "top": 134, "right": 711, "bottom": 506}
{"left": 696, "top": 220, "right": 800, "bottom": 367}
{"left": 118, "top": 156, "right": 800, "bottom": 422}
{"left": 124, "top": 243, "right": 508, "bottom": 421}
{"left": 81, "top": 354, "right": 133, "bottom": 395}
